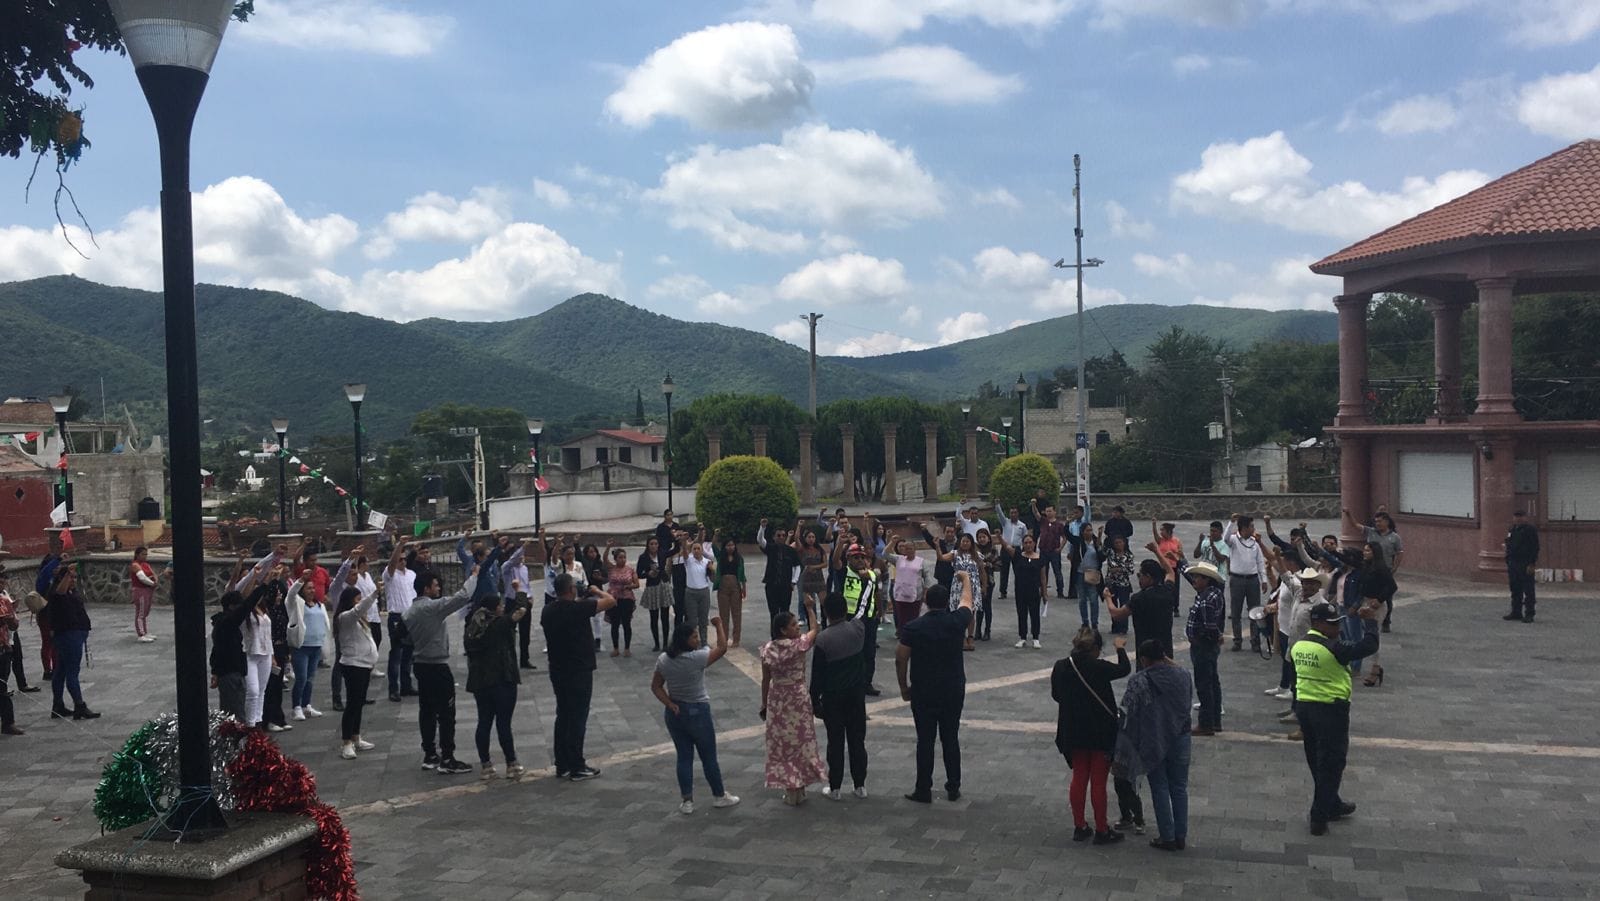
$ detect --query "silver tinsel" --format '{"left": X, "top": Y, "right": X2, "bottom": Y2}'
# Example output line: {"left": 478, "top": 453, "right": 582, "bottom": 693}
{"left": 141, "top": 710, "right": 246, "bottom": 812}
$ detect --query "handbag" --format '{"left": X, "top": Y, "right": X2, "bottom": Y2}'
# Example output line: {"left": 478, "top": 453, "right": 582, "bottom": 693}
{"left": 1068, "top": 655, "right": 1124, "bottom": 729}
{"left": 24, "top": 591, "right": 48, "bottom": 614}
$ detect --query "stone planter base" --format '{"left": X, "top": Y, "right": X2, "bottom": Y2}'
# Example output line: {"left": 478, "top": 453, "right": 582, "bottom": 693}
{"left": 56, "top": 812, "right": 317, "bottom": 901}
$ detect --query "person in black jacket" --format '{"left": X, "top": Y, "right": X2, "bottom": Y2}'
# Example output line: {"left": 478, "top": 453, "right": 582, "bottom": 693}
{"left": 1503, "top": 510, "right": 1540, "bottom": 623}
{"left": 812, "top": 593, "right": 869, "bottom": 799}
{"left": 46, "top": 565, "right": 99, "bottom": 720}
{"left": 1052, "top": 626, "right": 1131, "bottom": 845}
{"left": 757, "top": 519, "right": 800, "bottom": 625}
{"left": 210, "top": 590, "right": 252, "bottom": 721}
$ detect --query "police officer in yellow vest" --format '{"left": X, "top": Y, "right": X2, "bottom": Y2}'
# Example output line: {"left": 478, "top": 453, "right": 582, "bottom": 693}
{"left": 842, "top": 544, "right": 883, "bottom": 696}
{"left": 1291, "top": 600, "right": 1379, "bottom": 835}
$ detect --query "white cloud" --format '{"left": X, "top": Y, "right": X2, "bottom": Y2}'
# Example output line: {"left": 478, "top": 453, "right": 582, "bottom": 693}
{"left": 1194, "top": 255, "right": 1330, "bottom": 311}
{"left": 532, "top": 179, "right": 574, "bottom": 210}
{"left": 1507, "top": 0, "right": 1600, "bottom": 47}
{"left": 1171, "top": 130, "right": 1490, "bottom": 239}
{"left": 365, "top": 189, "right": 509, "bottom": 258}
{"left": 970, "top": 246, "right": 1129, "bottom": 312}
{"left": 775, "top": 253, "right": 908, "bottom": 306}
{"left": 1091, "top": 0, "right": 1253, "bottom": 29}
{"left": 647, "top": 124, "right": 942, "bottom": 252}
{"left": 974, "top": 187, "right": 1023, "bottom": 210}
{"left": 899, "top": 304, "right": 924, "bottom": 325}
{"left": 813, "top": 45, "right": 1023, "bottom": 104}
{"left": 604, "top": 22, "right": 813, "bottom": 130}
{"left": 1132, "top": 251, "right": 1197, "bottom": 282}
{"left": 1104, "top": 200, "right": 1155, "bottom": 238}
{"left": 1517, "top": 64, "right": 1600, "bottom": 141}
{"left": 808, "top": 0, "right": 1073, "bottom": 40}
{"left": 1374, "top": 94, "right": 1459, "bottom": 135}
{"left": 241, "top": 0, "right": 454, "bottom": 57}
{"left": 771, "top": 320, "right": 811, "bottom": 343}
{"left": 832, "top": 331, "right": 931, "bottom": 356}
{"left": 1171, "top": 53, "right": 1214, "bottom": 75}
{"left": 936, "top": 311, "right": 995, "bottom": 344}
{"left": 647, "top": 273, "right": 713, "bottom": 299}
{"left": 695, "top": 291, "right": 747, "bottom": 315}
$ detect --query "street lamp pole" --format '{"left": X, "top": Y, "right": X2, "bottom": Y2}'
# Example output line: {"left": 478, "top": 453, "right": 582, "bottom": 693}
{"left": 272, "top": 418, "right": 288, "bottom": 534}
{"left": 344, "top": 384, "right": 367, "bottom": 524}
{"left": 1054, "top": 153, "right": 1105, "bottom": 512}
{"left": 49, "top": 394, "right": 72, "bottom": 525}
{"left": 527, "top": 419, "right": 543, "bottom": 529}
{"left": 109, "top": 0, "right": 236, "bottom": 837}
{"left": 662, "top": 374, "right": 675, "bottom": 511}
{"left": 1001, "top": 416, "right": 1013, "bottom": 458}
{"left": 1014, "top": 375, "right": 1028, "bottom": 454}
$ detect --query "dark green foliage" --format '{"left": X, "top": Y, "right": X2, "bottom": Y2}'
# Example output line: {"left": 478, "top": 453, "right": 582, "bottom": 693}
{"left": 989, "top": 453, "right": 1058, "bottom": 511}
{"left": 815, "top": 397, "right": 954, "bottom": 501}
{"left": 694, "top": 455, "right": 798, "bottom": 542}
{"left": 667, "top": 394, "right": 810, "bottom": 485}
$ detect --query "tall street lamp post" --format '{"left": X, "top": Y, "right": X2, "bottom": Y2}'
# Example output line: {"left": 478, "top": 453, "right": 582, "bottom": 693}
{"left": 1001, "top": 416, "right": 1013, "bottom": 458}
{"left": 272, "top": 417, "right": 288, "bottom": 534}
{"left": 344, "top": 384, "right": 367, "bottom": 522}
{"left": 109, "top": 0, "right": 237, "bottom": 837}
{"left": 527, "top": 418, "right": 544, "bottom": 529}
{"left": 662, "top": 374, "right": 675, "bottom": 511}
{"left": 1054, "top": 153, "right": 1105, "bottom": 512}
{"left": 1014, "top": 375, "right": 1028, "bottom": 454}
{"left": 49, "top": 393, "right": 72, "bottom": 524}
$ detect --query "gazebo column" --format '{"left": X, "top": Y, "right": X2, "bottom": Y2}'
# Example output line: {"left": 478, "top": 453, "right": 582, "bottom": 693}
{"left": 1334, "top": 293, "right": 1372, "bottom": 426}
{"left": 881, "top": 425, "right": 898, "bottom": 505}
{"left": 1473, "top": 277, "right": 1520, "bottom": 422}
{"left": 752, "top": 425, "right": 769, "bottom": 458}
{"left": 1427, "top": 298, "right": 1467, "bottom": 421}
{"left": 922, "top": 422, "right": 940, "bottom": 501}
{"left": 797, "top": 425, "right": 815, "bottom": 506}
{"left": 706, "top": 428, "right": 722, "bottom": 465}
{"left": 1337, "top": 435, "right": 1370, "bottom": 546}
{"left": 840, "top": 423, "right": 856, "bottom": 502}
{"left": 1476, "top": 433, "right": 1516, "bottom": 580}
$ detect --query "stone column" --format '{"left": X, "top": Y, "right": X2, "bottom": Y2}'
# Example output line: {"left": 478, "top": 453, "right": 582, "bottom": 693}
{"left": 706, "top": 428, "right": 723, "bottom": 465}
{"left": 751, "top": 425, "right": 769, "bottom": 458}
{"left": 881, "top": 424, "right": 898, "bottom": 505}
{"left": 965, "top": 427, "right": 980, "bottom": 497}
{"left": 1337, "top": 435, "right": 1369, "bottom": 547}
{"left": 1476, "top": 434, "right": 1516, "bottom": 580}
{"left": 1427, "top": 298, "right": 1467, "bottom": 420}
{"left": 922, "top": 421, "right": 940, "bottom": 501}
{"left": 797, "top": 425, "right": 815, "bottom": 505}
{"left": 840, "top": 423, "right": 856, "bottom": 503}
{"left": 1473, "top": 277, "right": 1520, "bottom": 422}
{"left": 1334, "top": 293, "right": 1372, "bottom": 425}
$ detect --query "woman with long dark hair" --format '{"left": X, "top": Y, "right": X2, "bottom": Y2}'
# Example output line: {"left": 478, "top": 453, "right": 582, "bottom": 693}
{"left": 581, "top": 544, "right": 608, "bottom": 651}
{"left": 1354, "top": 542, "right": 1393, "bottom": 687}
{"left": 714, "top": 536, "right": 747, "bottom": 646}
{"left": 652, "top": 614, "right": 740, "bottom": 814}
{"left": 1052, "top": 626, "right": 1131, "bottom": 845}
{"left": 465, "top": 583, "right": 526, "bottom": 780}
{"left": 606, "top": 546, "right": 640, "bottom": 657}
{"left": 335, "top": 581, "right": 382, "bottom": 759}
{"left": 760, "top": 599, "right": 824, "bottom": 805}
{"left": 797, "top": 526, "right": 827, "bottom": 627}
{"left": 948, "top": 534, "right": 982, "bottom": 651}
{"left": 1102, "top": 535, "right": 1135, "bottom": 636}
{"left": 637, "top": 537, "right": 672, "bottom": 653}
{"left": 46, "top": 565, "right": 98, "bottom": 720}
{"left": 128, "top": 546, "right": 168, "bottom": 642}
{"left": 1001, "top": 532, "right": 1046, "bottom": 648}
{"left": 976, "top": 529, "right": 999, "bottom": 641}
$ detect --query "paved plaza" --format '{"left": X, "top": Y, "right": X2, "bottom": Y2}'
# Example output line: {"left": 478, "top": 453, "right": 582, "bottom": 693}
{"left": 3, "top": 527, "right": 1598, "bottom": 900}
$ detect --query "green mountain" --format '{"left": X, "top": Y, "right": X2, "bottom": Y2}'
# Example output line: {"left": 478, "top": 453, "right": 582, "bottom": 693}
{"left": 0, "top": 276, "right": 1337, "bottom": 439}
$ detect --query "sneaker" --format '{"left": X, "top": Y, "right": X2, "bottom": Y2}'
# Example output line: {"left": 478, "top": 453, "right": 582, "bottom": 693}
{"left": 389, "top": 692, "right": 402, "bottom": 703}
{"left": 331, "top": 700, "right": 345, "bottom": 711}
{"left": 1114, "top": 815, "right": 1135, "bottom": 832}
{"left": 137, "top": 635, "right": 155, "bottom": 643}
{"left": 292, "top": 707, "right": 306, "bottom": 721}
{"left": 1014, "top": 640, "right": 1027, "bottom": 649}
{"left": 1263, "top": 686, "right": 1284, "bottom": 696}
{"left": 569, "top": 767, "right": 601, "bottom": 782}
{"left": 354, "top": 738, "right": 375, "bottom": 751}
{"left": 505, "top": 764, "right": 525, "bottom": 781}
{"left": 678, "top": 799, "right": 695, "bottom": 815}
{"left": 1502, "top": 612, "right": 1522, "bottom": 621}
{"left": 853, "top": 786, "right": 869, "bottom": 800}
{"left": 265, "top": 723, "right": 288, "bottom": 733}
{"left": 1279, "top": 713, "right": 1299, "bottom": 725}
{"left": 1, "top": 724, "right": 24, "bottom": 736}
{"left": 303, "top": 705, "right": 324, "bottom": 718}
{"left": 374, "top": 669, "right": 385, "bottom": 677}
{"left": 340, "top": 743, "right": 357, "bottom": 760}
{"left": 421, "top": 755, "right": 439, "bottom": 770}
{"left": 481, "top": 765, "right": 498, "bottom": 781}
{"left": 1274, "top": 688, "right": 1294, "bottom": 700}
{"left": 713, "top": 794, "right": 741, "bottom": 809}
{"left": 825, "top": 788, "right": 843, "bottom": 801}
{"left": 1093, "top": 829, "right": 1126, "bottom": 845}
{"left": 437, "top": 758, "right": 473, "bottom": 775}
{"left": 1032, "top": 639, "right": 1042, "bottom": 649}
{"left": 1072, "top": 826, "right": 1093, "bottom": 842}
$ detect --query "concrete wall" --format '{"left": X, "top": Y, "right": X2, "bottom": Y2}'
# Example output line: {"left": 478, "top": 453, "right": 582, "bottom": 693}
{"left": 487, "top": 487, "right": 693, "bottom": 530}
{"left": 70, "top": 453, "right": 166, "bottom": 524}
{"left": 511, "top": 462, "right": 668, "bottom": 495}
{"left": 1024, "top": 389, "right": 1128, "bottom": 460}
{"left": 0, "top": 472, "right": 60, "bottom": 556}
{"left": 1210, "top": 444, "right": 1291, "bottom": 494}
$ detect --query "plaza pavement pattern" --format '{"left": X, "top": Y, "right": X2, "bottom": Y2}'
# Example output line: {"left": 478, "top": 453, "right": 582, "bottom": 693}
{"left": 3, "top": 527, "right": 1598, "bottom": 900}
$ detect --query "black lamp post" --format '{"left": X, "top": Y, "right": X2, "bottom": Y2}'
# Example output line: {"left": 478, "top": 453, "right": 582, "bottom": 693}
{"left": 109, "top": 0, "right": 235, "bottom": 837}
{"left": 1001, "top": 416, "right": 1013, "bottom": 458}
{"left": 272, "top": 417, "right": 288, "bottom": 534}
{"left": 344, "top": 383, "right": 366, "bottom": 522}
{"left": 527, "top": 418, "right": 543, "bottom": 529}
{"left": 1014, "top": 374, "right": 1028, "bottom": 454}
{"left": 48, "top": 393, "right": 72, "bottom": 525}
{"left": 662, "top": 374, "right": 675, "bottom": 511}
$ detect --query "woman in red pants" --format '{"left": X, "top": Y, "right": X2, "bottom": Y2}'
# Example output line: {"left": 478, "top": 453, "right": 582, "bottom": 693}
{"left": 1052, "top": 626, "right": 1131, "bottom": 844}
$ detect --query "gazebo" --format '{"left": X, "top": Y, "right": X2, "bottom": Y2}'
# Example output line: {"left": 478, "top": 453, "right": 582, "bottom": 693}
{"left": 1311, "top": 139, "right": 1600, "bottom": 581}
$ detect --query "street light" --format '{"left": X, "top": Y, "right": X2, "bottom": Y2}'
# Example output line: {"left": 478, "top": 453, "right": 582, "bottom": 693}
{"left": 527, "top": 418, "right": 544, "bottom": 529}
{"left": 48, "top": 394, "right": 72, "bottom": 526}
{"left": 344, "top": 383, "right": 366, "bottom": 523}
{"left": 272, "top": 417, "right": 289, "bottom": 534}
{"left": 1014, "top": 374, "right": 1028, "bottom": 453}
{"left": 960, "top": 402, "right": 971, "bottom": 423}
{"left": 109, "top": 0, "right": 236, "bottom": 838}
{"left": 1001, "top": 416, "right": 1014, "bottom": 458}
{"left": 662, "top": 374, "right": 676, "bottom": 511}
{"left": 1053, "top": 153, "right": 1106, "bottom": 512}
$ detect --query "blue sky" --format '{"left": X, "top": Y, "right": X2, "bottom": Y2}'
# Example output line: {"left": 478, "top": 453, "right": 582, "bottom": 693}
{"left": 4, "top": 0, "right": 1597, "bottom": 355}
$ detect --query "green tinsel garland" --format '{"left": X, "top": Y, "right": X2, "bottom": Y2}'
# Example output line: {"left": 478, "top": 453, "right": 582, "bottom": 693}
{"left": 92, "top": 720, "right": 163, "bottom": 831}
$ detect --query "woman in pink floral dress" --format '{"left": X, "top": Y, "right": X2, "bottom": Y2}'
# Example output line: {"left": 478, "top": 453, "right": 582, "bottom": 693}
{"left": 760, "top": 596, "right": 826, "bottom": 805}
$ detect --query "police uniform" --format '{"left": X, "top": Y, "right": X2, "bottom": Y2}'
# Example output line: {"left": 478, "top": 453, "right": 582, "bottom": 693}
{"left": 1291, "top": 608, "right": 1379, "bottom": 832}
{"left": 842, "top": 561, "right": 882, "bottom": 691}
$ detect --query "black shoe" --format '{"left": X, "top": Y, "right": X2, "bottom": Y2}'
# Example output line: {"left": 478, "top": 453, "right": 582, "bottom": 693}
{"left": 19, "top": 685, "right": 40, "bottom": 693}
{"left": 1250, "top": 644, "right": 1261, "bottom": 654}
{"left": 1150, "top": 838, "right": 1181, "bottom": 851}
{"left": 421, "top": 754, "right": 439, "bottom": 770}
{"left": 43, "top": 670, "right": 52, "bottom": 680}
{"left": 437, "top": 758, "right": 473, "bottom": 775}
{"left": 519, "top": 662, "right": 536, "bottom": 670}
{"left": 1523, "top": 616, "right": 1535, "bottom": 623}
{"left": 904, "top": 791, "right": 932, "bottom": 804}
{"left": 1072, "top": 826, "right": 1093, "bottom": 842}
{"left": 72, "top": 705, "right": 101, "bottom": 720}
{"left": 364, "top": 698, "right": 375, "bottom": 705}
{"left": 1093, "top": 830, "right": 1125, "bottom": 845}
{"left": 1381, "top": 622, "right": 1391, "bottom": 633}
{"left": 1310, "top": 819, "right": 1328, "bottom": 836}
{"left": 569, "top": 766, "right": 601, "bottom": 782}
{"left": 556, "top": 770, "right": 570, "bottom": 779}
{"left": 1331, "top": 801, "right": 1356, "bottom": 819}
{"left": 864, "top": 685, "right": 882, "bottom": 697}
{"left": 1503, "top": 612, "right": 1522, "bottom": 621}
{"left": 401, "top": 687, "right": 419, "bottom": 696}
{"left": 1231, "top": 639, "right": 1242, "bottom": 652}
{"left": 51, "top": 704, "right": 72, "bottom": 719}
{"left": 946, "top": 788, "right": 961, "bottom": 802}
{"left": 389, "top": 692, "right": 402, "bottom": 703}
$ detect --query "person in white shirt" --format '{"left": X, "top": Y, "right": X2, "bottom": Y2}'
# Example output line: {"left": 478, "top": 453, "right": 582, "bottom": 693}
{"left": 1222, "top": 514, "right": 1268, "bottom": 653}
{"left": 994, "top": 503, "right": 1029, "bottom": 599}
{"left": 679, "top": 540, "right": 716, "bottom": 644}
{"left": 384, "top": 541, "right": 419, "bottom": 700}
{"left": 335, "top": 577, "right": 386, "bottom": 759}
{"left": 499, "top": 537, "right": 536, "bottom": 669}
{"left": 957, "top": 501, "right": 985, "bottom": 540}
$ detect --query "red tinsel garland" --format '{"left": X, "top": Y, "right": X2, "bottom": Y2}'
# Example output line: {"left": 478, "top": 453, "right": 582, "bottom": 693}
{"left": 220, "top": 722, "right": 358, "bottom": 901}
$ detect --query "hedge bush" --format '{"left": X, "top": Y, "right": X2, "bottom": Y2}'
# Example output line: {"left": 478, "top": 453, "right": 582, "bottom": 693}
{"left": 695, "top": 455, "right": 799, "bottom": 541}
{"left": 989, "top": 453, "right": 1060, "bottom": 512}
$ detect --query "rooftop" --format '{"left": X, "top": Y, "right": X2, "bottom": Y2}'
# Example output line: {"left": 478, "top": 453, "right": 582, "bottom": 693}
{"left": 563, "top": 429, "right": 665, "bottom": 446}
{"left": 1313, "top": 139, "right": 1600, "bottom": 273}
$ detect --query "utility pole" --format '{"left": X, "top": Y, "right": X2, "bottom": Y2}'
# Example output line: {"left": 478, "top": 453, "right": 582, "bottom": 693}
{"left": 800, "top": 312, "right": 823, "bottom": 417}
{"left": 1218, "top": 358, "right": 1236, "bottom": 492}
{"left": 449, "top": 427, "right": 487, "bottom": 529}
{"left": 1053, "top": 154, "right": 1104, "bottom": 513}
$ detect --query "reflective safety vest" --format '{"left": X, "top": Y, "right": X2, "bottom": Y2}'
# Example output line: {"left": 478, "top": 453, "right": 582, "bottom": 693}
{"left": 1291, "top": 633, "right": 1350, "bottom": 704}
{"left": 843, "top": 569, "right": 877, "bottom": 619}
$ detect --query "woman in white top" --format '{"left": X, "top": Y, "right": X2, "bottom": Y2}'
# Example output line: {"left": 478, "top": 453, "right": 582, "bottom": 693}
{"left": 890, "top": 539, "right": 927, "bottom": 635}
{"left": 678, "top": 540, "right": 716, "bottom": 646}
{"left": 334, "top": 579, "right": 383, "bottom": 759}
{"left": 241, "top": 573, "right": 279, "bottom": 729}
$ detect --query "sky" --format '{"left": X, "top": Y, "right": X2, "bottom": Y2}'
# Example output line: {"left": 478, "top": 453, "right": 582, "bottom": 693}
{"left": 3, "top": 0, "right": 1598, "bottom": 357}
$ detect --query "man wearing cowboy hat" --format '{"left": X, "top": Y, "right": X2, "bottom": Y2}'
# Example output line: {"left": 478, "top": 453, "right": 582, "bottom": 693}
{"left": 1291, "top": 600, "right": 1380, "bottom": 835}
{"left": 1180, "top": 558, "right": 1226, "bottom": 736}
{"left": 1261, "top": 548, "right": 1322, "bottom": 702}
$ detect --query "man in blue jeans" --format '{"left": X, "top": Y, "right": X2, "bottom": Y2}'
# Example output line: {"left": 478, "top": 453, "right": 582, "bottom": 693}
{"left": 1182, "top": 561, "right": 1225, "bottom": 736}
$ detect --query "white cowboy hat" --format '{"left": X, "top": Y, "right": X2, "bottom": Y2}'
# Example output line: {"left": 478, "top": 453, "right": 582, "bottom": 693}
{"left": 1296, "top": 567, "right": 1326, "bottom": 583}
{"left": 1184, "top": 561, "right": 1222, "bottom": 584}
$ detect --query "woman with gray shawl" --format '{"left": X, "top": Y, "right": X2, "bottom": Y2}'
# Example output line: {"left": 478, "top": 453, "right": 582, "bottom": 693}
{"left": 1114, "top": 639, "right": 1195, "bottom": 851}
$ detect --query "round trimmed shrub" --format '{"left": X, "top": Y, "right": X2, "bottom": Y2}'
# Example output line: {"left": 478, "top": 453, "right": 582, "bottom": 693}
{"left": 989, "top": 452, "right": 1060, "bottom": 512}
{"left": 695, "top": 455, "right": 799, "bottom": 541}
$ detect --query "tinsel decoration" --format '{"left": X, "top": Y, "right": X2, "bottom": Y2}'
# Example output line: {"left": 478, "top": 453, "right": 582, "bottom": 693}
{"left": 92, "top": 711, "right": 243, "bottom": 832}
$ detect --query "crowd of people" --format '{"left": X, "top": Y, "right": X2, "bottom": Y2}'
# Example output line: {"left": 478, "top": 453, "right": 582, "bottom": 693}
{"left": 0, "top": 500, "right": 1545, "bottom": 841}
